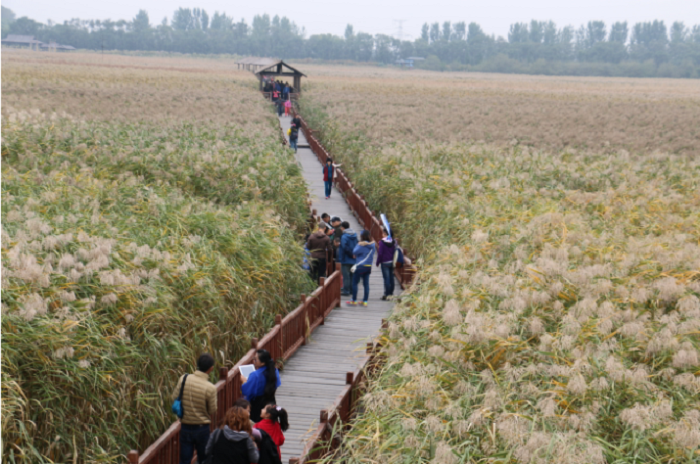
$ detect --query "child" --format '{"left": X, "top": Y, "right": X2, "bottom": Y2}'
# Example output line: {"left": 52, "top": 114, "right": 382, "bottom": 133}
{"left": 288, "top": 124, "right": 299, "bottom": 152}
{"left": 254, "top": 404, "right": 288, "bottom": 458}
{"left": 284, "top": 99, "right": 292, "bottom": 117}
{"left": 234, "top": 398, "right": 262, "bottom": 441}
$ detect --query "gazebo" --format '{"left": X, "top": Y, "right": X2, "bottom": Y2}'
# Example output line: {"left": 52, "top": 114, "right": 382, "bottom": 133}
{"left": 237, "top": 58, "right": 306, "bottom": 94}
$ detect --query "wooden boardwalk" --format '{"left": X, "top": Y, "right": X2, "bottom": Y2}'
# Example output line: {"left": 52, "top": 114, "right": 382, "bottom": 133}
{"left": 275, "top": 115, "right": 397, "bottom": 461}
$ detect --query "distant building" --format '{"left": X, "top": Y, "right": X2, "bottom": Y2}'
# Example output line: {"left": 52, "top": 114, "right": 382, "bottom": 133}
{"left": 2, "top": 34, "right": 44, "bottom": 50}
{"left": 2, "top": 35, "right": 75, "bottom": 52}
{"left": 40, "top": 42, "right": 77, "bottom": 52}
{"left": 396, "top": 57, "right": 425, "bottom": 69}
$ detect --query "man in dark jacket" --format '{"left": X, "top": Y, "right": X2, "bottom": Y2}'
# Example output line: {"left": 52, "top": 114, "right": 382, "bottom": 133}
{"left": 330, "top": 217, "right": 343, "bottom": 243}
{"left": 338, "top": 222, "right": 358, "bottom": 296}
{"left": 306, "top": 223, "right": 331, "bottom": 284}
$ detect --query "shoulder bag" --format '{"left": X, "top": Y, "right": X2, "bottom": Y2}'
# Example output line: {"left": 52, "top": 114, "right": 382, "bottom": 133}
{"left": 171, "top": 374, "right": 188, "bottom": 419}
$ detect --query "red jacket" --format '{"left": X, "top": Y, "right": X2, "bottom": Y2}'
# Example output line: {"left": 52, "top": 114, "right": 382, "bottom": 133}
{"left": 255, "top": 419, "right": 285, "bottom": 457}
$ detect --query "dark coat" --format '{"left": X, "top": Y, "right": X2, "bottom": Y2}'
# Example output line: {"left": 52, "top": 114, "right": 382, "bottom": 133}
{"left": 256, "top": 429, "right": 282, "bottom": 464}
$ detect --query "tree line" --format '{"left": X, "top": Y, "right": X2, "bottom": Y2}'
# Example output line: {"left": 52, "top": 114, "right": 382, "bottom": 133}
{"left": 3, "top": 7, "right": 700, "bottom": 78}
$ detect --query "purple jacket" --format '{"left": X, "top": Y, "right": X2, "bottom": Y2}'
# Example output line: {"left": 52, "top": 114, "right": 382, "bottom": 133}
{"left": 376, "top": 238, "right": 396, "bottom": 266}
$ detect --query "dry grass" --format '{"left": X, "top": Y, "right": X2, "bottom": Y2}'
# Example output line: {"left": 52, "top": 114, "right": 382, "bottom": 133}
{"left": 300, "top": 63, "right": 700, "bottom": 154}
{"left": 2, "top": 50, "right": 265, "bottom": 127}
{"left": 299, "top": 65, "right": 700, "bottom": 463}
{"left": 1, "top": 50, "right": 313, "bottom": 463}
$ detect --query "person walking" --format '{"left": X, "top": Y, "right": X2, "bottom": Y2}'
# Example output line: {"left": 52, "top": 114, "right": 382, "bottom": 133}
{"left": 241, "top": 349, "right": 281, "bottom": 422}
{"left": 288, "top": 124, "right": 298, "bottom": 152}
{"left": 204, "top": 407, "right": 259, "bottom": 464}
{"left": 172, "top": 353, "right": 218, "bottom": 464}
{"left": 338, "top": 221, "right": 357, "bottom": 296}
{"left": 291, "top": 115, "right": 302, "bottom": 131}
{"left": 347, "top": 230, "right": 375, "bottom": 307}
{"left": 284, "top": 99, "right": 292, "bottom": 117}
{"left": 322, "top": 159, "right": 334, "bottom": 199}
{"left": 376, "top": 227, "right": 397, "bottom": 300}
{"left": 254, "top": 404, "right": 289, "bottom": 460}
{"left": 306, "top": 223, "right": 331, "bottom": 284}
{"left": 276, "top": 99, "right": 283, "bottom": 117}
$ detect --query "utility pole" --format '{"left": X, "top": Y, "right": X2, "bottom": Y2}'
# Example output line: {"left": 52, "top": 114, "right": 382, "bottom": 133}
{"left": 393, "top": 19, "right": 407, "bottom": 41}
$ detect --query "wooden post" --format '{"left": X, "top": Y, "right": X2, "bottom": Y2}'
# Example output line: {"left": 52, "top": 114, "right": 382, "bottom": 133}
{"left": 346, "top": 372, "right": 354, "bottom": 385}
{"left": 127, "top": 450, "right": 139, "bottom": 464}
{"left": 289, "top": 459, "right": 300, "bottom": 464}
{"left": 219, "top": 367, "right": 228, "bottom": 381}
{"left": 320, "top": 409, "right": 329, "bottom": 423}
{"left": 382, "top": 319, "right": 389, "bottom": 329}
{"left": 275, "top": 314, "right": 284, "bottom": 365}
{"left": 251, "top": 338, "right": 259, "bottom": 349}
{"left": 366, "top": 342, "right": 373, "bottom": 354}
{"left": 301, "top": 294, "right": 307, "bottom": 346}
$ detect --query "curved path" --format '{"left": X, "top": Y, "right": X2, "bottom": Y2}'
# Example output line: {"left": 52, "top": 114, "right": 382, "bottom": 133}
{"left": 275, "top": 115, "right": 398, "bottom": 462}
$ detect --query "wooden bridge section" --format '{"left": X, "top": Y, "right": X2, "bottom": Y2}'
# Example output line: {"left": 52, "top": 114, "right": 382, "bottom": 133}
{"left": 275, "top": 114, "right": 397, "bottom": 461}
{"left": 127, "top": 107, "right": 415, "bottom": 464}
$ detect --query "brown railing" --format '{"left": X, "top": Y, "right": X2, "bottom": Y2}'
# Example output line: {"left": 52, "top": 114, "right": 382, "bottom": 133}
{"left": 263, "top": 92, "right": 300, "bottom": 101}
{"left": 292, "top": 110, "right": 417, "bottom": 289}
{"left": 127, "top": 273, "right": 341, "bottom": 464}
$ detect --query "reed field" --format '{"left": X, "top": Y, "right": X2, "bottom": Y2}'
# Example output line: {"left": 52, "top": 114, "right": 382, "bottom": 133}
{"left": 301, "top": 63, "right": 700, "bottom": 154}
{"left": 299, "top": 69, "right": 700, "bottom": 463}
{"left": 1, "top": 51, "right": 314, "bottom": 463}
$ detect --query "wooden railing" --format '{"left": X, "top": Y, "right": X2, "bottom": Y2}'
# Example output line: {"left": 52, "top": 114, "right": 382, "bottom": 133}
{"left": 263, "top": 91, "right": 300, "bottom": 101}
{"left": 126, "top": 273, "right": 341, "bottom": 464}
{"left": 292, "top": 110, "right": 417, "bottom": 289}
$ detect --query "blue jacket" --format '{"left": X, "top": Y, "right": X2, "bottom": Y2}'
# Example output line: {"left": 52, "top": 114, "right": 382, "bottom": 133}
{"left": 241, "top": 366, "right": 281, "bottom": 401}
{"left": 338, "top": 228, "right": 358, "bottom": 264}
{"left": 353, "top": 242, "right": 375, "bottom": 269}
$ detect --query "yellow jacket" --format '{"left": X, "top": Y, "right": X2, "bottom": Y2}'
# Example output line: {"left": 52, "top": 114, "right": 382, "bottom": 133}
{"left": 171, "top": 371, "right": 217, "bottom": 425}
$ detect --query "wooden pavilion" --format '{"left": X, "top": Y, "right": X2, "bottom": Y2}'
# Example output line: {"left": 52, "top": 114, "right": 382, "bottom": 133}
{"left": 237, "top": 58, "right": 306, "bottom": 94}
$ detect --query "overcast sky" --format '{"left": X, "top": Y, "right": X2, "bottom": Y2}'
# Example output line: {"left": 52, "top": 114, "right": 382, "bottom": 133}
{"left": 5, "top": 0, "right": 699, "bottom": 39}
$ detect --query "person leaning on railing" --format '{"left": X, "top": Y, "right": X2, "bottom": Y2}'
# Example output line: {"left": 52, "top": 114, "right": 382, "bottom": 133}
{"left": 241, "top": 349, "right": 281, "bottom": 422}
{"left": 172, "top": 353, "right": 218, "bottom": 464}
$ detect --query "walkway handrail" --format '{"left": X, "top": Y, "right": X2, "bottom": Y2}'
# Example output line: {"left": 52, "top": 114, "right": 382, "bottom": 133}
{"left": 127, "top": 274, "right": 341, "bottom": 464}
{"left": 292, "top": 110, "right": 417, "bottom": 289}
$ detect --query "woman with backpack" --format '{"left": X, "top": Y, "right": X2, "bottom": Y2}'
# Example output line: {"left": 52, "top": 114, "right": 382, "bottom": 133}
{"left": 376, "top": 227, "right": 397, "bottom": 300}
{"left": 241, "top": 349, "right": 281, "bottom": 422}
{"left": 204, "top": 406, "right": 259, "bottom": 464}
{"left": 254, "top": 404, "right": 289, "bottom": 460}
{"left": 346, "top": 230, "right": 376, "bottom": 307}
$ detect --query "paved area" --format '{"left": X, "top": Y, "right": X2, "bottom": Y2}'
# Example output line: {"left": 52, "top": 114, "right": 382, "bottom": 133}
{"left": 275, "top": 114, "right": 397, "bottom": 461}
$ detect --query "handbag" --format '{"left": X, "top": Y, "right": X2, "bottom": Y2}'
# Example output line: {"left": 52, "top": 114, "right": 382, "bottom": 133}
{"left": 171, "top": 374, "right": 188, "bottom": 418}
{"left": 351, "top": 247, "right": 374, "bottom": 273}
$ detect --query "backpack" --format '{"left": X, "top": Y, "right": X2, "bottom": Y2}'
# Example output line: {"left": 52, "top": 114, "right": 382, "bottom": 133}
{"left": 393, "top": 246, "right": 405, "bottom": 266}
{"left": 256, "top": 429, "right": 282, "bottom": 464}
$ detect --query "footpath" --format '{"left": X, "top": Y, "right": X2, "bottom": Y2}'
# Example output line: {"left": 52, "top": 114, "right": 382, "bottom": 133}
{"left": 275, "top": 115, "right": 398, "bottom": 461}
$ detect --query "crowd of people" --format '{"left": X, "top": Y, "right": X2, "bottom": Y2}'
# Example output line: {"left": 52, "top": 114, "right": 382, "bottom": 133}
{"left": 304, "top": 212, "right": 403, "bottom": 305}
{"left": 173, "top": 352, "right": 286, "bottom": 464}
